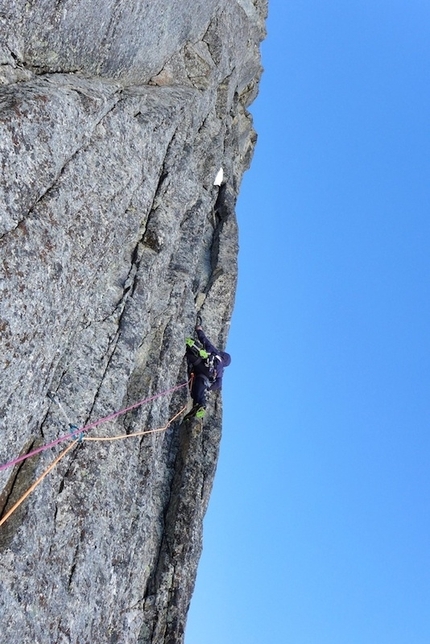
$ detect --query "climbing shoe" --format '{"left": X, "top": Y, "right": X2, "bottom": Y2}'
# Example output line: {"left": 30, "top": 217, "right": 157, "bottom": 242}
{"left": 184, "top": 404, "right": 205, "bottom": 421}
{"left": 195, "top": 406, "right": 206, "bottom": 419}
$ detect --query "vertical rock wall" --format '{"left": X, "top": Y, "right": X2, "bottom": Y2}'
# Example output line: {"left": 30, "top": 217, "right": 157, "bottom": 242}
{"left": 0, "top": 1, "right": 267, "bottom": 642}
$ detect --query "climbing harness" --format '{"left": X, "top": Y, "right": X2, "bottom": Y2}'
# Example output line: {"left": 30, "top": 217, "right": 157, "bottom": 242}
{"left": 186, "top": 338, "right": 219, "bottom": 382}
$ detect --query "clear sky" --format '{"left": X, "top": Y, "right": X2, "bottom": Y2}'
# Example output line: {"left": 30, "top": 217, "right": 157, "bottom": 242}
{"left": 186, "top": 2, "right": 430, "bottom": 643}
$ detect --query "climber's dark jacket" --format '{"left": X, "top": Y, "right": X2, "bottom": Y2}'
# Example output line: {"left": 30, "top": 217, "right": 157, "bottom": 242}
{"left": 195, "top": 328, "right": 231, "bottom": 391}
{"left": 186, "top": 328, "right": 231, "bottom": 407}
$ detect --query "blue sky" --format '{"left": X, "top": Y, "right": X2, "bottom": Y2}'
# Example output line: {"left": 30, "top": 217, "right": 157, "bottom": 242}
{"left": 186, "top": 2, "right": 430, "bottom": 643}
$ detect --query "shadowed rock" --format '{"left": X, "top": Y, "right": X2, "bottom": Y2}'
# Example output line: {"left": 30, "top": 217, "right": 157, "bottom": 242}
{"left": 0, "top": 1, "right": 267, "bottom": 642}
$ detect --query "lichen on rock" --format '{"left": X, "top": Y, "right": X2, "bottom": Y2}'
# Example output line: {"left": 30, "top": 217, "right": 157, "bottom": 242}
{"left": 0, "top": 1, "right": 267, "bottom": 642}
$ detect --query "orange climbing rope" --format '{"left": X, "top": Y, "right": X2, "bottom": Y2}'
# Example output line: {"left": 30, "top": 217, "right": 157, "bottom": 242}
{"left": 0, "top": 405, "right": 188, "bottom": 529}
{"left": 84, "top": 405, "right": 186, "bottom": 442}
{"left": 0, "top": 440, "right": 78, "bottom": 528}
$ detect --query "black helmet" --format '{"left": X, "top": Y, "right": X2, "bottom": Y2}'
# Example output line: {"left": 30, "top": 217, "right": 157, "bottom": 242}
{"left": 219, "top": 351, "right": 231, "bottom": 367}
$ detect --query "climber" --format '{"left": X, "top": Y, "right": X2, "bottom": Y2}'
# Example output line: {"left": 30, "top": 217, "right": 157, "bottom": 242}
{"left": 185, "top": 322, "right": 231, "bottom": 419}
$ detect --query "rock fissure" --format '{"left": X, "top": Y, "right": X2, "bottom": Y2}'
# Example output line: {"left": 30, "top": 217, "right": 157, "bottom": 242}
{"left": 0, "top": 439, "right": 35, "bottom": 520}
{"left": 0, "top": 78, "right": 122, "bottom": 238}
{"left": 0, "top": 1, "right": 266, "bottom": 641}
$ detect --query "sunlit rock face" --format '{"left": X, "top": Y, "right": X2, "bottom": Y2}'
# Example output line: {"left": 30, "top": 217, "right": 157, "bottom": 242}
{"left": 0, "top": 1, "right": 267, "bottom": 642}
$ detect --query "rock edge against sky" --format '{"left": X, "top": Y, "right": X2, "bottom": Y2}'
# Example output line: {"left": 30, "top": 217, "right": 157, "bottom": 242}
{"left": 0, "top": 2, "right": 267, "bottom": 643}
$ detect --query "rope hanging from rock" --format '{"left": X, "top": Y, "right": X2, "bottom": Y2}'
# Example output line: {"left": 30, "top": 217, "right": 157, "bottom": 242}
{"left": 0, "top": 441, "right": 78, "bottom": 529}
{"left": 0, "top": 380, "right": 190, "bottom": 473}
{"left": 0, "top": 404, "right": 188, "bottom": 528}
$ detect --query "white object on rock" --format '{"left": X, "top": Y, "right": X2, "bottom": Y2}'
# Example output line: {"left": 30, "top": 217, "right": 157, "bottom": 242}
{"left": 213, "top": 167, "right": 224, "bottom": 186}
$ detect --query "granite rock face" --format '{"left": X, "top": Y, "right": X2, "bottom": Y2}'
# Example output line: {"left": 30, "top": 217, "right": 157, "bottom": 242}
{"left": 0, "top": 2, "right": 267, "bottom": 642}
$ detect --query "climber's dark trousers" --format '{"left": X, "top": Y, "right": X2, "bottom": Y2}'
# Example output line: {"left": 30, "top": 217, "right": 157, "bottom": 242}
{"left": 190, "top": 374, "right": 210, "bottom": 407}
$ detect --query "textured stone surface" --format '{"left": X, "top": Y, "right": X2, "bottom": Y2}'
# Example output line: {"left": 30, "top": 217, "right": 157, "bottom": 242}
{"left": 0, "top": 1, "right": 267, "bottom": 642}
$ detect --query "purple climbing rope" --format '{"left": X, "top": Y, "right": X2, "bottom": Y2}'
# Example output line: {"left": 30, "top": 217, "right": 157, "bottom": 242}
{"left": 0, "top": 381, "right": 189, "bottom": 472}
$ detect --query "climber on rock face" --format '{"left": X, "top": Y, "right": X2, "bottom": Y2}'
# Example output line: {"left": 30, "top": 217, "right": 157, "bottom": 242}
{"left": 185, "top": 322, "right": 231, "bottom": 419}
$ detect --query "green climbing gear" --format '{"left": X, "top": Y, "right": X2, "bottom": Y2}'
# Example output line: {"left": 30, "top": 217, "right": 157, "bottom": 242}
{"left": 195, "top": 407, "right": 206, "bottom": 419}
{"left": 186, "top": 337, "right": 209, "bottom": 359}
